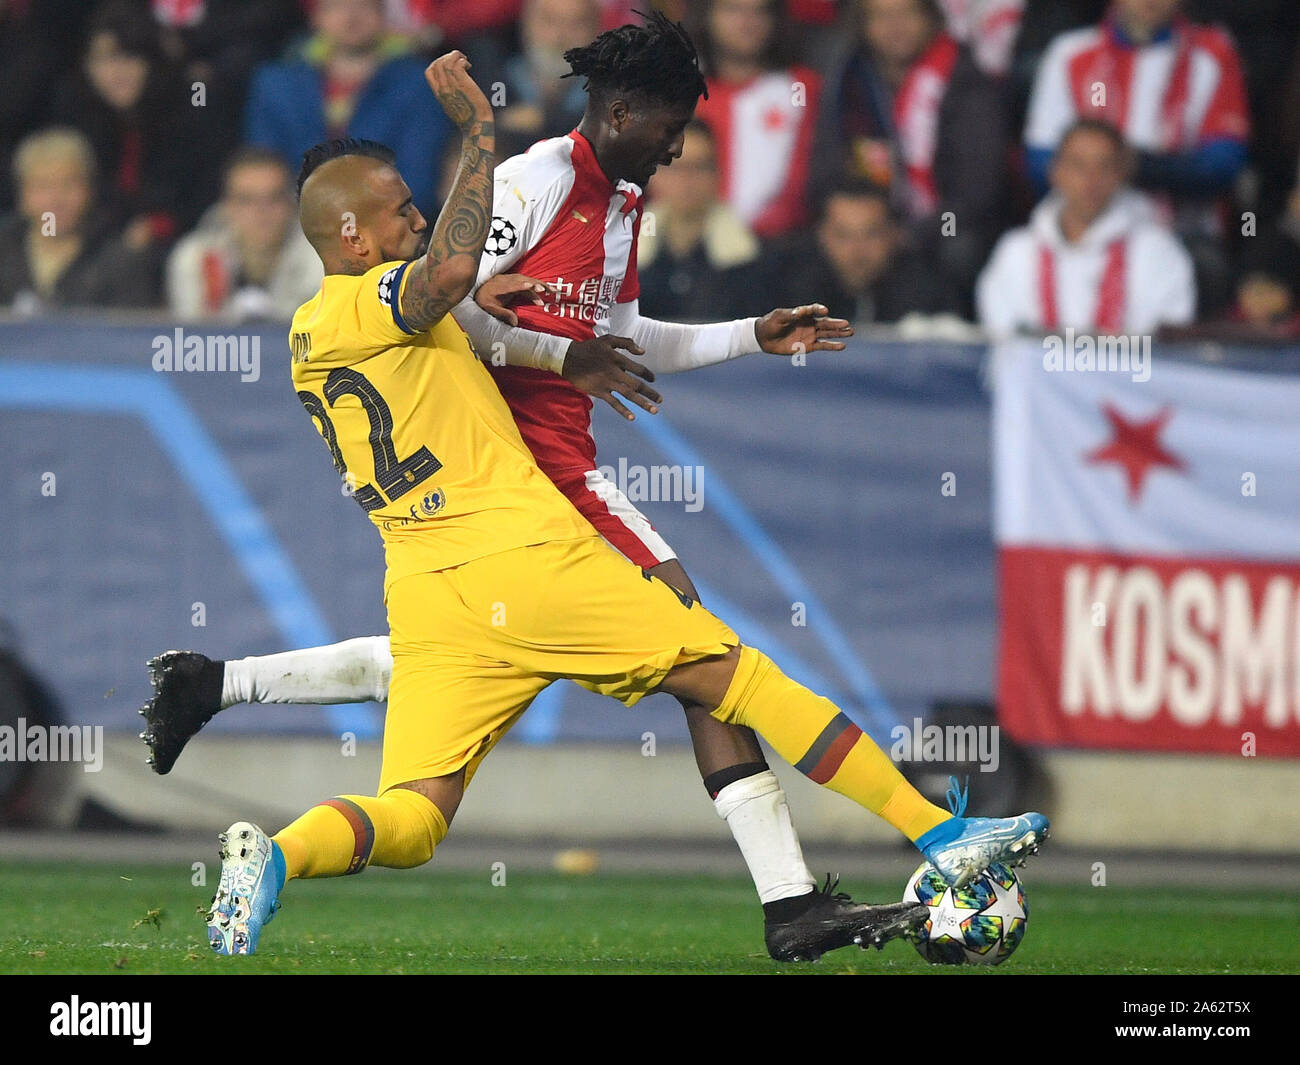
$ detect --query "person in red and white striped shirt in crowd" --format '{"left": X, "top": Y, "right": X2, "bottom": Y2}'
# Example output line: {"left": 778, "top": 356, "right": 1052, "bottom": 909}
{"left": 936, "top": 0, "right": 1024, "bottom": 77}
{"left": 1023, "top": 0, "right": 1250, "bottom": 215}
{"left": 977, "top": 118, "right": 1195, "bottom": 338}
{"left": 691, "top": 0, "right": 823, "bottom": 239}
{"left": 812, "top": 0, "right": 1012, "bottom": 308}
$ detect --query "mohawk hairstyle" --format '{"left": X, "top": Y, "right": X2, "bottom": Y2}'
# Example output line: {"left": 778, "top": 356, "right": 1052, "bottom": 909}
{"left": 296, "top": 138, "right": 397, "bottom": 198}
{"left": 562, "top": 9, "right": 708, "bottom": 111}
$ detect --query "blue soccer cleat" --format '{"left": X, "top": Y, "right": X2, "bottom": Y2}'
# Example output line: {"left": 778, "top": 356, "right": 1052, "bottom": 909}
{"left": 206, "top": 822, "right": 284, "bottom": 955}
{"left": 921, "top": 813, "right": 1050, "bottom": 889}
{"left": 915, "top": 776, "right": 1049, "bottom": 889}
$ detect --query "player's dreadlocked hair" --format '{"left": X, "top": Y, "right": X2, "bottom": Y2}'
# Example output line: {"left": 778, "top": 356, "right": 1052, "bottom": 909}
{"left": 296, "top": 138, "right": 397, "bottom": 198}
{"left": 562, "top": 9, "right": 708, "bottom": 111}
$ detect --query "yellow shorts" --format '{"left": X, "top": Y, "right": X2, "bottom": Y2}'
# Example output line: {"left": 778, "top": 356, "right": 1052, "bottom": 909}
{"left": 378, "top": 535, "right": 738, "bottom": 794}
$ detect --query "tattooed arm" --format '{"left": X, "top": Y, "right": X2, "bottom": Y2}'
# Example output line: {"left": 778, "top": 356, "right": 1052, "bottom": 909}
{"left": 400, "top": 52, "right": 496, "bottom": 333}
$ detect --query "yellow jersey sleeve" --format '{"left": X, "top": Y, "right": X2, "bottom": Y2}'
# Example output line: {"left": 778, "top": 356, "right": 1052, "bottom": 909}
{"left": 291, "top": 260, "right": 422, "bottom": 369}
{"left": 364, "top": 260, "right": 421, "bottom": 344}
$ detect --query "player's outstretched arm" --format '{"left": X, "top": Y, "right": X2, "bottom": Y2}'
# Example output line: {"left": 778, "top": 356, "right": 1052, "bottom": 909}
{"left": 754, "top": 304, "right": 854, "bottom": 357}
{"left": 602, "top": 301, "right": 853, "bottom": 376}
{"left": 399, "top": 52, "right": 496, "bottom": 333}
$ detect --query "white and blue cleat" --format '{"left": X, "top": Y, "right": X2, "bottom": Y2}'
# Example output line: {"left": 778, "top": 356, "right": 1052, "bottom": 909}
{"left": 922, "top": 812, "right": 1050, "bottom": 889}
{"left": 915, "top": 777, "right": 1050, "bottom": 889}
{"left": 207, "top": 821, "right": 284, "bottom": 955}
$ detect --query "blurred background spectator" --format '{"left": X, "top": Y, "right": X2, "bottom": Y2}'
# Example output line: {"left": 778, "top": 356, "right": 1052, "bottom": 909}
{"left": 50, "top": 1, "right": 204, "bottom": 255}
{"left": 937, "top": 0, "right": 1025, "bottom": 77}
{"left": 1023, "top": 0, "right": 1249, "bottom": 313}
{"left": 0, "top": 0, "right": 94, "bottom": 213}
{"left": 149, "top": 0, "right": 303, "bottom": 212}
{"left": 243, "top": 0, "right": 452, "bottom": 216}
{"left": 978, "top": 118, "right": 1195, "bottom": 337}
{"left": 1008, "top": 0, "right": 1106, "bottom": 107}
{"left": 795, "top": 180, "right": 959, "bottom": 325}
{"left": 486, "top": 0, "right": 601, "bottom": 160}
{"left": 166, "top": 147, "right": 322, "bottom": 322}
{"left": 1190, "top": 0, "right": 1300, "bottom": 222}
{"left": 813, "top": 0, "right": 1012, "bottom": 312}
{"left": 0, "top": 128, "right": 159, "bottom": 312}
{"left": 1177, "top": 167, "right": 1300, "bottom": 343}
{"left": 638, "top": 120, "right": 776, "bottom": 321}
{"left": 0, "top": 0, "right": 1293, "bottom": 335}
{"left": 1222, "top": 257, "right": 1300, "bottom": 340}
{"left": 692, "top": 0, "right": 823, "bottom": 239}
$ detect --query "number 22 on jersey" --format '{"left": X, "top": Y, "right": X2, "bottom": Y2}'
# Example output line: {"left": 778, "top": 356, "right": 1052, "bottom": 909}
{"left": 297, "top": 366, "right": 441, "bottom": 513}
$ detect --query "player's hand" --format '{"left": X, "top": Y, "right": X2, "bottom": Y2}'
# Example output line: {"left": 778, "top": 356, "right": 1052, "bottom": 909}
{"left": 425, "top": 51, "right": 493, "bottom": 131}
{"left": 476, "top": 274, "right": 556, "bottom": 327}
{"left": 755, "top": 304, "right": 854, "bottom": 357}
{"left": 563, "top": 336, "right": 662, "bottom": 421}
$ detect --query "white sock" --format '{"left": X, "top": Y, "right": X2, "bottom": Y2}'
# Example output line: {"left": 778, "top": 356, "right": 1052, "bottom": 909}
{"left": 713, "top": 770, "right": 817, "bottom": 904}
{"left": 220, "top": 636, "right": 393, "bottom": 708}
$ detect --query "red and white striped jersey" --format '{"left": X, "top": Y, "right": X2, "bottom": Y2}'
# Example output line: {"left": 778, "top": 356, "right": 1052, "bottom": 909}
{"left": 938, "top": 0, "right": 1024, "bottom": 77}
{"left": 696, "top": 66, "right": 822, "bottom": 238}
{"left": 1025, "top": 16, "right": 1249, "bottom": 154}
{"left": 475, "top": 131, "right": 644, "bottom": 475}
{"left": 976, "top": 190, "right": 1196, "bottom": 337}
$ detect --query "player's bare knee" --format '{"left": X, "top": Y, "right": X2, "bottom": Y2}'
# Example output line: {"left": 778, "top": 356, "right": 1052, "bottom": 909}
{"left": 661, "top": 644, "right": 742, "bottom": 711}
{"left": 393, "top": 772, "right": 463, "bottom": 829}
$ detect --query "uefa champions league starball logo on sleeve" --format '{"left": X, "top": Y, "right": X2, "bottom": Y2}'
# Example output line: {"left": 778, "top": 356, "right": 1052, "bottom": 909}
{"left": 377, "top": 267, "right": 400, "bottom": 307}
{"left": 485, "top": 217, "right": 518, "bottom": 256}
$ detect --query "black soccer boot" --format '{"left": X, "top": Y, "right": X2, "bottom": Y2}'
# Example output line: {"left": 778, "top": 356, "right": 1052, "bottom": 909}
{"left": 764, "top": 875, "right": 928, "bottom": 962}
{"left": 139, "top": 651, "right": 225, "bottom": 774}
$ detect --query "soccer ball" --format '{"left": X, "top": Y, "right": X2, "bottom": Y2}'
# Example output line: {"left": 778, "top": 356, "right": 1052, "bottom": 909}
{"left": 902, "top": 861, "right": 1028, "bottom": 965}
{"left": 484, "top": 216, "right": 518, "bottom": 255}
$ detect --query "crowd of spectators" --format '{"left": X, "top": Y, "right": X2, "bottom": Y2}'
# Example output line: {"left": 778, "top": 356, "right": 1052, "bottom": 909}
{"left": 2, "top": 0, "right": 1298, "bottom": 341}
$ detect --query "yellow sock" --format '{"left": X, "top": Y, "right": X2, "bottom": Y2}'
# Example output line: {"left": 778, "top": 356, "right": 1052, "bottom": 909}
{"left": 273, "top": 789, "right": 448, "bottom": 881}
{"left": 711, "top": 646, "right": 950, "bottom": 841}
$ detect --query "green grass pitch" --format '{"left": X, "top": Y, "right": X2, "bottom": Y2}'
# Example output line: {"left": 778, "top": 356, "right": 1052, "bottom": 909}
{"left": 1, "top": 862, "right": 1295, "bottom": 975}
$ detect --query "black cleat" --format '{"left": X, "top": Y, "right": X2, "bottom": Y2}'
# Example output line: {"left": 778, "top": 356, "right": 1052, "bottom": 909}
{"left": 765, "top": 875, "right": 928, "bottom": 963}
{"left": 139, "top": 651, "right": 224, "bottom": 775}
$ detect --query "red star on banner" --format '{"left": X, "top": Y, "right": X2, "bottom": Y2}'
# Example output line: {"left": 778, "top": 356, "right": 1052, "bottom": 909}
{"left": 762, "top": 106, "right": 787, "bottom": 132}
{"left": 1085, "top": 403, "right": 1186, "bottom": 502}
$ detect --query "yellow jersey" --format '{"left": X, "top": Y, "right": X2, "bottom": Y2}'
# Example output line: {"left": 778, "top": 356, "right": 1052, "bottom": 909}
{"left": 289, "top": 260, "right": 594, "bottom": 589}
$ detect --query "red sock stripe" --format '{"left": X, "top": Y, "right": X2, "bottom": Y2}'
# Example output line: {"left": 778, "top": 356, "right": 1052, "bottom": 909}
{"left": 320, "top": 798, "right": 374, "bottom": 874}
{"left": 810, "top": 725, "right": 862, "bottom": 784}
{"left": 794, "top": 713, "right": 863, "bottom": 784}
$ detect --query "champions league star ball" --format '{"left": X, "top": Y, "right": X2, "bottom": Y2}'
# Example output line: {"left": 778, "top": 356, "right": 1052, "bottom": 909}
{"left": 484, "top": 216, "right": 518, "bottom": 256}
{"left": 902, "top": 861, "right": 1028, "bottom": 965}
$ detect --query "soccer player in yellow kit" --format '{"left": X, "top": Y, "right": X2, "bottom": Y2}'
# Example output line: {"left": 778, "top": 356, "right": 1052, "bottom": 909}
{"left": 206, "top": 50, "right": 1047, "bottom": 958}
